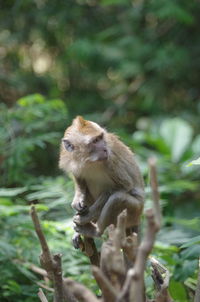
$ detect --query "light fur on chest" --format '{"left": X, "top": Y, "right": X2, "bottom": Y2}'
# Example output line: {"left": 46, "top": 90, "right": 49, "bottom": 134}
{"left": 80, "top": 162, "right": 115, "bottom": 200}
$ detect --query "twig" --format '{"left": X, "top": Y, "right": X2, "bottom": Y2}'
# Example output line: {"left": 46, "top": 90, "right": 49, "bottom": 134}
{"left": 83, "top": 237, "right": 100, "bottom": 266}
{"left": 64, "top": 278, "right": 99, "bottom": 302}
{"left": 37, "top": 282, "right": 54, "bottom": 292}
{"left": 30, "top": 205, "right": 77, "bottom": 302}
{"left": 38, "top": 288, "right": 49, "bottom": 302}
{"left": 116, "top": 209, "right": 138, "bottom": 264}
{"left": 130, "top": 209, "right": 160, "bottom": 302}
{"left": 148, "top": 157, "right": 162, "bottom": 228}
{"left": 124, "top": 158, "right": 162, "bottom": 302}
{"left": 28, "top": 263, "right": 48, "bottom": 278}
{"left": 100, "top": 224, "right": 125, "bottom": 289}
{"left": 30, "top": 205, "right": 52, "bottom": 269}
{"left": 117, "top": 268, "right": 134, "bottom": 302}
{"left": 30, "top": 205, "right": 64, "bottom": 302}
{"left": 92, "top": 265, "right": 117, "bottom": 302}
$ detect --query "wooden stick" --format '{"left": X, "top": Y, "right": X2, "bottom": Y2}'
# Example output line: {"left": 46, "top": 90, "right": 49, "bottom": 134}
{"left": 64, "top": 278, "right": 99, "bottom": 302}
{"left": 38, "top": 288, "right": 49, "bottom": 302}
{"left": 92, "top": 266, "right": 117, "bottom": 302}
{"left": 30, "top": 205, "right": 77, "bottom": 302}
{"left": 148, "top": 157, "right": 162, "bottom": 229}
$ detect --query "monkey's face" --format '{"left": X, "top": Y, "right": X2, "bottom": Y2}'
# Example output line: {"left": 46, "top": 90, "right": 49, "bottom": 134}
{"left": 61, "top": 116, "right": 109, "bottom": 168}
{"left": 62, "top": 132, "right": 108, "bottom": 163}
{"left": 87, "top": 133, "right": 108, "bottom": 162}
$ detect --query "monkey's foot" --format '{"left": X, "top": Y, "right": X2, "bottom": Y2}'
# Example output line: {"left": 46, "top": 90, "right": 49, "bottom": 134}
{"left": 72, "top": 232, "right": 84, "bottom": 250}
{"left": 73, "top": 213, "right": 91, "bottom": 225}
{"left": 74, "top": 222, "right": 100, "bottom": 238}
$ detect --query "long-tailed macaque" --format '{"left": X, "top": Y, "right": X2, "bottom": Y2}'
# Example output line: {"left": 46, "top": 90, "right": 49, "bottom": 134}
{"left": 59, "top": 116, "right": 144, "bottom": 245}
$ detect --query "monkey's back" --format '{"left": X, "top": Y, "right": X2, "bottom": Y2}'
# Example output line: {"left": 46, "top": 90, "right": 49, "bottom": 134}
{"left": 106, "top": 133, "right": 144, "bottom": 194}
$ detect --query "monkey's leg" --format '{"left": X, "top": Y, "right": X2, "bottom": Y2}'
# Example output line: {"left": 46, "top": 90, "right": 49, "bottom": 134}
{"left": 73, "top": 191, "right": 111, "bottom": 225}
{"left": 96, "top": 191, "right": 144, "bottom": 235}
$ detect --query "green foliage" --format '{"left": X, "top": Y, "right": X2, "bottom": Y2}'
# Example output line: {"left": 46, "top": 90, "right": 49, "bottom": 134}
{"left": 1, "top": 0, "right": 200, "bottom": 300}
{"left": 1, "top": 0, "right": 200, "bottom": 126}
{"left": 0, "top": 106, "right": 199, "bottom": 301}
{"left": 0, "top": 187, "right": 93, "bottom": 302}
{"left": 0, "top": 94, "right": 68, "bottom": 186}
{"left": 188, "top": 157, "right": 200, "bottom": 166}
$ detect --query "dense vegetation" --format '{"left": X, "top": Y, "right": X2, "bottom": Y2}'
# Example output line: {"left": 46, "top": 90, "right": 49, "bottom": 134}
{"left": 0, "top": 1, "right": 200, "bottom": 301}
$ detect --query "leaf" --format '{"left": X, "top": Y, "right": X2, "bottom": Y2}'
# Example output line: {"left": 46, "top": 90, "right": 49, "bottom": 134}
{"left": 187, "top": 157, "right": 200, "bottom": 166}
{"left": 181, "top": 245, "right": 200, "bottom": 260}
{"left": 17, "top": 94, "right": 45, "bottom": 106}
{"left": 160, "top": 118, "right": 193, "bottom": 162}
{"left": 169, "top": 280, "right": 187, "bottom": 301}
{"left": 181, "top": 235, "right": 200, "bottom": 248}
{"left": 0, "top": 187, "right": 27, "bottom": 197}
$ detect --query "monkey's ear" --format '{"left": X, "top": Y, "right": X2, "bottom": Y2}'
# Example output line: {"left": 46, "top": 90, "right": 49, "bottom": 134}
{"left": 62, "top": 139, "right": 74, "bottom": 152}
{"left": 73, "top": 116, "right": 86, "bottom": 128}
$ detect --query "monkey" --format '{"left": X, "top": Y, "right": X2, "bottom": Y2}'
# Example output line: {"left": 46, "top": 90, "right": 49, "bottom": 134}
{"left": 59, "top": 116, "right": 144, "bottom": 245}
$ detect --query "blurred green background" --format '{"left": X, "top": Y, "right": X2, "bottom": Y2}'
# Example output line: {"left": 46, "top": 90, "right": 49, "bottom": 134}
{"left": 0, "top": 0, "right": 200, "bottom": 301}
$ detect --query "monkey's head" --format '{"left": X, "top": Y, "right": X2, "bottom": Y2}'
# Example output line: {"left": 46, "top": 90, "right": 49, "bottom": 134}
{"left": 59, "top": 116, "right": 109, "bottom": 174}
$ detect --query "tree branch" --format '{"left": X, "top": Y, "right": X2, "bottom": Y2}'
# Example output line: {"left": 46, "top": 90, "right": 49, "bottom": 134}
{"left": 30, "top": 205, "right": 77, "bottom": 302}
{"left": 63, "top": 278, "right": 99, "bottom": 302}
{"left": 92, "top": 265, "right": 117, "bottom": 302}
{"left": 148, "top": 157, "right": 162, "bottom": 229}
{"left": 38, "top": 288, "right": 49, "bottom": 302}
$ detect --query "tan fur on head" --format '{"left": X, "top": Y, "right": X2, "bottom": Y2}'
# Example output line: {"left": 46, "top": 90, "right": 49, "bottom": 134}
{"left": 72, "top": 116, "right": 86, "bottom": 128}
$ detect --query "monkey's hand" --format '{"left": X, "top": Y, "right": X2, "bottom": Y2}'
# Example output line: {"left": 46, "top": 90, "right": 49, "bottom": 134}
{"left": 73, "top": 191, "right": 110, "bottom": 225}
{"left": 72, "top": 198, "right": 89, "bottom": 215}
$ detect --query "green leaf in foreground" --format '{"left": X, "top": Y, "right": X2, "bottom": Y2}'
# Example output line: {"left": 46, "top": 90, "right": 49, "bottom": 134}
{"left": 187, "top": 157, "right": 200, "bottom": 166}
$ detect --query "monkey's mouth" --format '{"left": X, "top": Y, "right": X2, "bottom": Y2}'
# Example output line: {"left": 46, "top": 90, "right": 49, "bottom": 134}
{"left": 88, "top": 150, "right": 108, "bottom": 162}
{"left": 97, "top": 150, "right": 108, "bottom": 161}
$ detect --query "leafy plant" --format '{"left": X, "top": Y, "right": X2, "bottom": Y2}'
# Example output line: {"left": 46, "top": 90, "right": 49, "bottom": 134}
{"left": 0, "top": 94, "right": 68, "bottom": 186}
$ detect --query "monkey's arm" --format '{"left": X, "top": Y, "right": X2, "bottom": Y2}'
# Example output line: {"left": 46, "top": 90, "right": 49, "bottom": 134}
{"left": 73, "top": 191, "right": 111, "bottom": 225}
{"left": 71, "top": 177, "right": 89, "bottom": 213}
{"left": 74, "top": 191, "right": 143, "bottom": 238}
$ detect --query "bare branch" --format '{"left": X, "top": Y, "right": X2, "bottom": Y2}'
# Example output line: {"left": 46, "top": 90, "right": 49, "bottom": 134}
{"left": 117, "top": 268, "right": 134, "bottom": 302}
{"left": 30, "top": 205, "right": 77, "bottom": 302}
{"left": 30, "top": 205, "right": 52, "bottom": 266}
{"left": 38, "top": 288, "right": 49, "bottom": 302}
{"left": 92, "top": 266, "right": 117, "bottom": 302}
{"left": 37, "top": 283, "right": 54, "bottom": 293}
{"left": 148, "top": 157, "right": 162, "bottom": 229}
{"left": 83, "top": 237, "right": 100, "bottom": 266}
{"left": 28, "top": 263, "right": 48, "bottom": 278}
{"left": 100, "top": 224, "right": 125, "bottom": 289}
{"left": 52, "top": 253, "right": 64, "bottom": 302}
{"left": 128, "top": 209, "right": 159, "bottom": 302}
{"left": 64, "top": 278, "right": 99, "bottom": 302}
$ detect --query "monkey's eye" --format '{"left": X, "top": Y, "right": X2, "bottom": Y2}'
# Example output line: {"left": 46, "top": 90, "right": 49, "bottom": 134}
{"left": 92, "top": 133, "right": 103, "bottom": 144}
{"left": 62, "top": 139, "right": 74, "bottom": 152}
